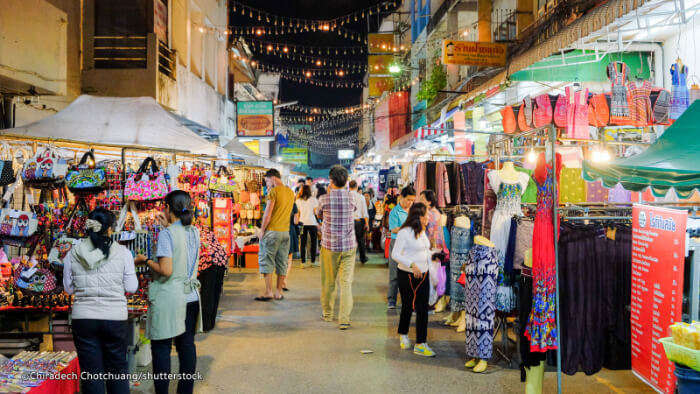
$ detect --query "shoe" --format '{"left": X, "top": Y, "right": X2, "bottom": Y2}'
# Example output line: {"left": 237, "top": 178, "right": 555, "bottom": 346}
{"left": 413, "top": 343, "right": 436, "bottom": 357}
{"left": 473, "top": 360, "right": 488, "bottom": 373}
{"left": 387, "top": 303, "right": 396, "bottom": 310}
{"left": 400, "top": 335, "right": 411, "bottom": 350}
{"left": 339, "top": 323, "right": 351, "bottom": 330}
{"left": 321, "top": 315, "right": 333, "bottom": 322}
{"left": 465, "top": 358, "right": 477, "bottom": 368}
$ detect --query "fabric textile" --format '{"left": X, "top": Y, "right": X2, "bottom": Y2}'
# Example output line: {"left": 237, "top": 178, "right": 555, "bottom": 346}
{"left": 320, "top": 247, "right": 356, "bottom": 324}
{"left": 318, "top": 189, "right": 357, "bottom": 251}
{"left": 391, "top": 227, "right": 432, "bottom": 273}
{"left": 198, "top": 264, "right": 226, "bottom": 332}
{"left": 388, "top": 204, "right": 408, "bottom": 240}
{"left": 628, "top": 79, "right": 653, "bottom": 127}
{"left": 462, "top": 162, "right": 486, "bottom": 204}
{"left": 449, "top": 226, "right": 472, "bottom": 312}
{"left": 435, "top": 162, "right": 451, "bottom": 207}
{"left": 514, "top": 219, "right": 534, "bottom": 270}
{"left": 514, "top": 167, "right": 537, "bottom": 204}
{"left": 670, "top": 63, "right": 690, "bottom": 120}
{"left": 72, "top": 319, "right": 129, "bottom": 394}
{"left": 464, "top": 244, "right": 500, "bottom": 360}
{"left": 566, "top": 86, "right": 590, "bottom": 139}
{"left": 258, "top": 231, "right": 290, "bottom": 275}
{"left": 151, "top": 301, "right": 199, "bottom": 394}
{"left": 586, "top": 181, "right": 609, "bottom": 203}
{"left": 426, "top": 208, "right": 447, "bottom": 253}
{"left": 559, "top": 168, "right": 586, "bottom": 204}
{"left": 397, "top": 269, "right": 430, "bottom": 344}
{"left": 414, "top": 162, "right": 426, "bottom": 196}
{"left": 288, "top": 203, "right": 299, "bottom": 255}
{"left": 608, "top": 61, "right": 632, "bottom": 125}
{"left": 519, "top": 273, "right": 548, "bottom": 374}
{"left": 266, "top": 185, "right": 295, "bottom": 232}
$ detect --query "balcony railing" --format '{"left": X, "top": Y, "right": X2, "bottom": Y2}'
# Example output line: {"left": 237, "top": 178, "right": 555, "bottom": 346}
{"left": 93, "top": 36, "right": 147, "bottom": 68}
{"left": 158, "top": 40, "right": 176, "bottom": 80}
{"left": 492, "top": 9, "right": 517, "bottom": 42}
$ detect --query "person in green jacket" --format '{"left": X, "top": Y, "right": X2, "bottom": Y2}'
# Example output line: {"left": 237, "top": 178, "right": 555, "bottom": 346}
{"left": 144, "top": 190, "right": 202, "bottom": 394}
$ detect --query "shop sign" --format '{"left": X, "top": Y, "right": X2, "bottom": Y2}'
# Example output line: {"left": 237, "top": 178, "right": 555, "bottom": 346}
{"left": 368, "top": 55, "right": 394, "bottom": 75}
{"left": 236, "top": 101, "right": 274, "bottom": 137}
{"left": 212, "top": 198, "right": 233, "bottom": 254}
{"left": 630, "top": 205, "right": 687, "bottom": 394}
{"left": 243, "top": 140, "right": 260, "bottom": 154}
{"left": 442, "top": 40, "right": 507, "bottom": 67}
{"left": 369, "top": 76, "right": 394, "bottom": 97}
{"left": 368, "top": 33, "right": 394, "bottom": 53}
{"left": 374, "top": 99, "right": 390, "bottom": 151}
{"left": 280, "top": 147, "right": 308, "bottom": 165}
{"left": 154, "top": 0, "right": 168, "bottom": 43}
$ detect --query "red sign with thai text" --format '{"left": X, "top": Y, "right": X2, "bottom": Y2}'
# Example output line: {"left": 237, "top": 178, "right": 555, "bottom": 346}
{"left": 630, "top": 204, "right": 686, "bottom": 394}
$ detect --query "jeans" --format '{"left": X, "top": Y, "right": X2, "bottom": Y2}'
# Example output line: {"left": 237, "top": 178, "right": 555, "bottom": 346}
{"left": 71, "top": 319, "right": 129, "bottom": 394}
{"left": 151, "top": 301, "right": 199, "bottom": 394}
{"left": 320, "top": 247, "right": 356, "bottom": 324}
{"left": 300, "top": 225, "right": 318, "bottom": 263}
{"left": 397, "top": 269, "right": 430, "bottom": 344}
{"left": 353, "top": 220, "right": 368, "bottom": 263}
{"left": 387, "top": 239, "right": 399, "bottom": 305}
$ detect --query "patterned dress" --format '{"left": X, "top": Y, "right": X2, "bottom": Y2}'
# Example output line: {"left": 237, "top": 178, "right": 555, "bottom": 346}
{"left": 425, "top": 208, "right": 447, "bottom": 254}
{"left": 670, "top": 63, "right": 689, "bottom": 120}
{"left": 628, "top": 79, "right": 652, "bottom": 127}
{"left": 607, "top": 61, "right": 632, "bottom": 125}
{"left": 450, "top": 226, "right": 472, "bottom": 312}
{"left": 525, "top": 153, "right": 561, "bottom": 352}
{"left": 464, "top": 244, "right": 500, "bottom": 360}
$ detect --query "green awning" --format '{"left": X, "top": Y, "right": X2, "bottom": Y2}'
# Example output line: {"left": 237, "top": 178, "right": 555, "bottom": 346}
{"left": 582, "top": 101, "right": 700, "bottom": 198}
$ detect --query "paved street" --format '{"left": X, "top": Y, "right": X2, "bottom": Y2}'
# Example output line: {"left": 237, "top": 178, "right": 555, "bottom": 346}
{"left": 134, "top": 253, "right": 651, "bottom": 393}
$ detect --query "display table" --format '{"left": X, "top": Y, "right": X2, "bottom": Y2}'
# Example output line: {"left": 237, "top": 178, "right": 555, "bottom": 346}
{"left": 27, "top": 357, "right": 80, "bottom": 394}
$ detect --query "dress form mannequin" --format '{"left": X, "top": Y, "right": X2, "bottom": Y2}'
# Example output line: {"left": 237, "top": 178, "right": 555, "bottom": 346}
{"left": 464, "top": 235, "right": 495, "bottom": 373}
{"left": 444, "top": 214, "right": 471, "bottom": 324}
{"left": 497, "top": 161, "right": 520, "bottom": 183}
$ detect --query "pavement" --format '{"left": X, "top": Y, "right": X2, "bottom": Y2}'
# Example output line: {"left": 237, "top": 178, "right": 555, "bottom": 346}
{"left": 134, "top": 252, "right": 652, "bottom": 394}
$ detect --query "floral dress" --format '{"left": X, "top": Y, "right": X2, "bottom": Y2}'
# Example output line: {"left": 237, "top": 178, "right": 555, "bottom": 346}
{"left": 464, "top": 244, "right": 500, "bottom": 360}
{"left": 670, "top": 62, "right": 689, "bottom": 120}
{"left": 425, "top": 208, "right": 447, "bottom": 254}
{"left": 525, "top": 153, "right": 561, "bottom": 352}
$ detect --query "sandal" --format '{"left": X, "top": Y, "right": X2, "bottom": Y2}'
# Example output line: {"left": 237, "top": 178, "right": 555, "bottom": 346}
{"left": 254, "top": 296, "right": 273, "bottom": 302}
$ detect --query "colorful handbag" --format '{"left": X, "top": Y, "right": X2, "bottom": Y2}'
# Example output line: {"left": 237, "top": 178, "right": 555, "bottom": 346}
{"left": 588, "top": 93, "right": 610, "bottom": 127}
{"left": 14, "top": 264, "right": 57, "bottom": 294}
{"left": 533, "top": 94, "right": 553, "bottom": 128}
{"left": 0, "top": 143, "right": 16, "bottom": 187}
{"left": 48, "top": 237, "right": 80, "bottom": 267}
{"left": 209, "top": 166, "right": 236, "bottom": 193}
{"left": 0, "top": 207, "right": 38, "bottom": 238}
{"left": 21, "top": 146, "right": 68, "bottom": 188}
{"left": 124, "top": 157, "right": 169, "bottom": 201}
{"left": 66, "top": 150, "right": 106, "bottom": 193}
{"left": 553, "top": 93, "right": 568, "bottom": 128}
{"left": 500, "top": 106, "right": 517, "bottom": 134}
{"left": 653, "top": 89, "right": 671, "bottom": 125}
{"left": 113, "top": 203, "right": 157, "bottom": 260}
{"left": 517, "top": 104, "right": 532, "bottom": 132}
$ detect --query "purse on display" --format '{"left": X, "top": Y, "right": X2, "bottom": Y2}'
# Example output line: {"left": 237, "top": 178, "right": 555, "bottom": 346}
{"left": 500, "top": 106, "right": 517, "bottom": 134}
{"left": 517, "top": 104, "right": 532, "bottom": 132}
{"left": 48, "top": 237, "right": 80, "bottom": 267}
{"left": 553, "top": 93, "right": 568, "bottom": 128}
{"left": 209, "top": 166, "right": 236, "bottom": 193}
{"left": 66, "top": 150, "right": 106, "bottom": 193}
{"left": 532, "top": 94, "right": 553, "bottom": 128}
{"left": 21, "top": 146, "right": 68, "bottom": 188}
{"left": 0, "top": 143, "right": 16, "bottom": 187}
{"left": 112, "top": 203, "right": 157, "bottom": 260}
{"left": 588, "top": 93, "right": 610, "bottom": 127}
{"left": 124, "top": 157, "right": 169, "bottom": 201}
{"left": 14, "top": 264, "right": 57, "bottom": 294}
{"left": 652, "top": 89, "right": 672, "bottom": 125}
{"left": 0, "top": 205, "right": 39, "bottom": 239}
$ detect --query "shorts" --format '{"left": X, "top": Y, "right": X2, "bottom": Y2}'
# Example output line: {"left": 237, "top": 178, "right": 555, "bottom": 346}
{"left": 258, "top": 231, "right": 290, "bottom": 275}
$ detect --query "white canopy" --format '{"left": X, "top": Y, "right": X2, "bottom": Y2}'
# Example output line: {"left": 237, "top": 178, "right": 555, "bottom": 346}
{"left": 1, "top": 95, "right": 220, "bottom": 156}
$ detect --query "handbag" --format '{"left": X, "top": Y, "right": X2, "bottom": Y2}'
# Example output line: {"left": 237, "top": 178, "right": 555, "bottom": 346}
{"left": 209, "top": 166, "right": 236, "bottom": 193}
{"left": 0, "top": 143, "right": 16, "bottom": 187}
{"left": 66, "top": 150, "right": 106, "bottom": 193}
{"left": 457, "top": 271, "right": 467, "bottom": 287}
{"left": 0, "top": 204, "right": 38, "bottom": 238}
{"left": 500, "top": 106, "right": 517, "bottom": 134}
{"left": 553, "top": 93, "right": 568, "bottom": 128}
{"left": 533, "top": 94, "right": 553, "bottom": 128}
{"left": 124, "top": 157, "right": 169, "bottom": 201}
{"left": 517, "top": 104, "right": 532, "bottom": 132}
{"left": 48, "top": 237, "right": 80, "bottom": 267}
{"left": 588, "top": 93, "right": 610, "bottom": 127}
{"left": 14, "top": 264, "right": 57, "bottom": 294}
{"left": 653, "top": 89, "right": 671, "bottom": 125}
{"left": 21, "top": 146, "right": 68, "bottom": 188}
{"left": 113, "top": 203, "right": 157, "bottom": 260}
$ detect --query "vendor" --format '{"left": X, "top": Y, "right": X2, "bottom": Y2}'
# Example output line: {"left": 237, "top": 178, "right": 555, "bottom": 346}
{"left": 62, "top": 207, "right": 139, "bottom": 394}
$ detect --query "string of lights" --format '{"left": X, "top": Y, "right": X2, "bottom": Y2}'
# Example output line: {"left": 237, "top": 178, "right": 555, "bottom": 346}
{"left": 249, "top": 50, "right": 368, "bottom": 68}
{"left": 277, "top": 73, "right": 364, "bottom": 88}
{"left": 251, "top": 61, "right": 366, "bottom": 76}
{"left": 280, "top": 112, "right": 364, "bottom": 125}
{"left": 282, "top": 103, "right": 371, "bottom": 115}
{"left": 230, "top": 24, "right": 365, "bottom": 43}
{"left": 245, "top": 37, "right": 367, "bottom": 56}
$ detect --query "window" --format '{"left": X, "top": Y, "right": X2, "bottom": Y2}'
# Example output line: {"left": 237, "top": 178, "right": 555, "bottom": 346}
{"left": 93, "top": 0, "right": 148, "bottom": 68}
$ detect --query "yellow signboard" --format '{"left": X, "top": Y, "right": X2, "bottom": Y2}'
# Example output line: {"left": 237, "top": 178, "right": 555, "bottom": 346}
{"left": 368, "top": 55, "right": 394, "bottom": 75}
{"left": 368, "top": 33, "right": 394, "bottom": 53}
{"left": 442, "top": 40, "right": 507, "bottom": 67}
{"left": 243, "top": 140, "right": 260, "bottom": 154}
{"left": 368, "top": 76, "right": 394, "bottom": 97}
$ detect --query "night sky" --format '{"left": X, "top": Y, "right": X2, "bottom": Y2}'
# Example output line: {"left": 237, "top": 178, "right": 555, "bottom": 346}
{"left": 230, "top": 1, "right": 390, "bottom": 166}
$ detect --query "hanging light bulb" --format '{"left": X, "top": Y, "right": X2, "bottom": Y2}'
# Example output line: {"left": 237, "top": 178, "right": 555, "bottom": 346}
{"left": 305, "top": 71, "right": 312, "bottom": 77}
{"left": 267, "top": 44, "right": 273, "bottom": 51}
{"left": 316, "top": 60, "right": 322, "bottom": 66}
{"left": 255, "top": 29, "right": 263, "bottom": 36}
{"left": 527, "top": 149, "right": 537, "bottom": 164}
{"left": 283, "top": 46, "right": 289, "bottom": 53}
{"left": 338, "top": 70, "right": 345, "bottom": 77}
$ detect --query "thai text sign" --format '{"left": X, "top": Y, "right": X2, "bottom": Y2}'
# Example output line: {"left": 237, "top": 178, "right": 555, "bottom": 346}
{"left": 280, "top": 147, "right": 308, "bottom": 165}
{"left": 368, "top": 33, "right": 394, "bottom": 53}
{"left": 237, "top": 101, "right": 274, "bottom": 137}
{"left": 442, "top": 40, "right": 507, "bottom": 67}
{"left": 368, "top": 76, "right": 394, "bottom": 97}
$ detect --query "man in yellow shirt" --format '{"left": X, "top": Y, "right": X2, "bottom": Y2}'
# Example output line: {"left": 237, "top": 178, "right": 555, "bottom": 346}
{"left": 256, "top": 168, "right": 295, "bottom": 301}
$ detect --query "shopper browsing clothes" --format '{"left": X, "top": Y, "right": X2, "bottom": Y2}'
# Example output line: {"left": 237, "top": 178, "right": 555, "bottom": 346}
{"left": 256, "top": 168, "right": 294, "bottom": 301}
{"left": 63, "top": 208, "right": 138, "bottom": 394}
{"left": 318, "top": 165, "right": 357, "bottom": 329}
{"left": 349, "top": 180, "right": 369, "bottom": 264}
{"left": 391, "top": 202, "right": 439, "bottom": 357}
{"left": 296, "top": 185, "right": 320, "bottom": 268}
{"left": 387, "top": 186, "right": 416, "bottom": 309}
{"left": 145, "top": 191, "right": 202, "bottom": 394}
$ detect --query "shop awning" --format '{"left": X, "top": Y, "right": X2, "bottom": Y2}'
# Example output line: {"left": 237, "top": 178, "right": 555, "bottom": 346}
{"left": 582, "top": 101, "right": 700, "bottom": 198}
{"left": 1, "top": 95, "right": 220, "bottom": 156}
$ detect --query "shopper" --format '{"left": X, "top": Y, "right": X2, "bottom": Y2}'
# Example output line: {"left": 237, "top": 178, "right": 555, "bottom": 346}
{"left": 296, "top": 185, "right": 319, "bottom": 268}
{"left": 318, "top": 165, "right": 357, "bottom": 329}
{"left": 387, "top": 185, "right": 416, "bottom": 309}
{"left": 256, "top": 168, "right": 294, "bottom": 301}
{"left": 63, "top": 207, "right": 137, "bottom": 394}
{"left": 349, "top": 180, "right": 369, "bottom": 264}
{"left": 145, "top": 191, "right": 202, "bottom": 394}
{"left": 284, "top": 201, "right": 300, "bottom": 291}
{"left": 392, "top": 202, "right": 437, "bottom": 357}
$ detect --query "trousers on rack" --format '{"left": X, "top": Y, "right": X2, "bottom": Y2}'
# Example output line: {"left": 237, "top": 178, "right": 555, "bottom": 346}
{"left": 198, "top": 264, "right": 226, "bottom": 332}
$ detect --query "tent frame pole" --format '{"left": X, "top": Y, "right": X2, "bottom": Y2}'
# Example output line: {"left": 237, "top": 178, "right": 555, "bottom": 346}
{"left": 550, "top": 124, "right": 562, "bottom": 394}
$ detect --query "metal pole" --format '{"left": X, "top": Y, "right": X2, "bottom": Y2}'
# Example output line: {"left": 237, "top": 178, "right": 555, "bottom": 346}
{"left": 550, "top": 125, "right": 562, "bottom": 394}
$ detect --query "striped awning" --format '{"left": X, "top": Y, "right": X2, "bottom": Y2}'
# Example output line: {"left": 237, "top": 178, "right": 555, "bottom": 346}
{"left": 414, "top": 125, "right": 451, "bottom": 140}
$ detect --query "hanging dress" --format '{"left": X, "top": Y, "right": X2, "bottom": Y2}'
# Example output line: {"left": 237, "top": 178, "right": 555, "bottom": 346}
{"left": 628, "top": 79, "right": 653, "bottom": 127}
{"left": 670, "top": 62, "right": 690, "bottom": 120}
{"left": 525, "top": 153, "right": 561, "bottom": 352}
{"left": 607, "top": 61, "right": 632, "bottom": 125}
{"left": 464, "top": 243, "right": 500, "bottom": 360}
{"left": 425, "top": 208, "right": 447, "bottom": 254}
{"left": 566, "top": 86, "right": 589, "bottom": 139}
{"left": 449, "top": 225, "right": 472, "bottom": 312}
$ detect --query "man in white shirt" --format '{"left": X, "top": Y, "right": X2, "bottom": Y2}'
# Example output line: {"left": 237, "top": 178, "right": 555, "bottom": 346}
{"left": 349, "top": 180, "right": 369, "bottom": 264}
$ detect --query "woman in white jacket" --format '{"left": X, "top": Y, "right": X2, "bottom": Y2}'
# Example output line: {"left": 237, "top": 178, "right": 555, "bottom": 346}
{"left": 391, "top": 202, "right": 438, "bottom": 357}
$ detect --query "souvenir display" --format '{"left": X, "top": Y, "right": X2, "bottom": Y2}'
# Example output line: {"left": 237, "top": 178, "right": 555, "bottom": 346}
{"left": 124, "top": 157, "right": 169, "bottom": 201}
{"left": 179, "top": 164, "right": 210, "bottom": 194}
{"left": 0, "top": 208, "right": 38, "bottom": 238}
{"left": 21, "top": 146, "right": 68, "bottom": 188}
{"left": 0, "top": 143, "right": 16, "bottom": 187}
{"left": 0, "top": 351, "right": 77, "bottom": 392}
{"left": 209, "top": 166, "right": 236, "bottom": 193}
{"left": 66, "top": 150, "right": 106, "bottom": 192}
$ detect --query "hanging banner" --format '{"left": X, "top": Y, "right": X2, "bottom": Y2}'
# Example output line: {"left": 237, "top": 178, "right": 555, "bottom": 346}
{"left": 212, "top": 198, "right": 233, "bottom": 254}
{"left": 369, "top": 76, "right": 394, "bottom": 97}
{"left": 154, "top": 0, "right": 168, "bottom": 43}
{"left": 237, "top": 101, "right": 274, "bottom": 137}
{"left": 368, "top": 33, "right": 394, "bottom": 53}
{"left": 374, "top": 99, "right": 390, "bottom": 151}
{"left": 631, "top": 205, "right": 687, "bottom": 394}
{"left": 280, "top": 147, "right": 308, "bottom": 165}
{"left": 368, "top": 55, "right": 394, "bottom": 75}
{"left": 442, "top": 40, "right": 507, "bottom": 67}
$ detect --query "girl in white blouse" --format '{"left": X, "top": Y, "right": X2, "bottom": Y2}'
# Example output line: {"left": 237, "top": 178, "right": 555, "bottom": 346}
{"left": 391, "top": 202, "right": 438, "bottom": 357}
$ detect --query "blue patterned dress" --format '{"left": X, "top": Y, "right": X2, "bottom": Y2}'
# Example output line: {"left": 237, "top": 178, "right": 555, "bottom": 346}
{"left": 449, "top": 226, "right": 472, "bottom": 312}
{"left": 464, "top": 244, "right": 500, "bottom": 360}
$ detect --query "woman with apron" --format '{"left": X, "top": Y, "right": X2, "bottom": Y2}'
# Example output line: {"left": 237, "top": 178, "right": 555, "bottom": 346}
{"left": 145, "top": 190, "right": 202, "bottom": 394}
